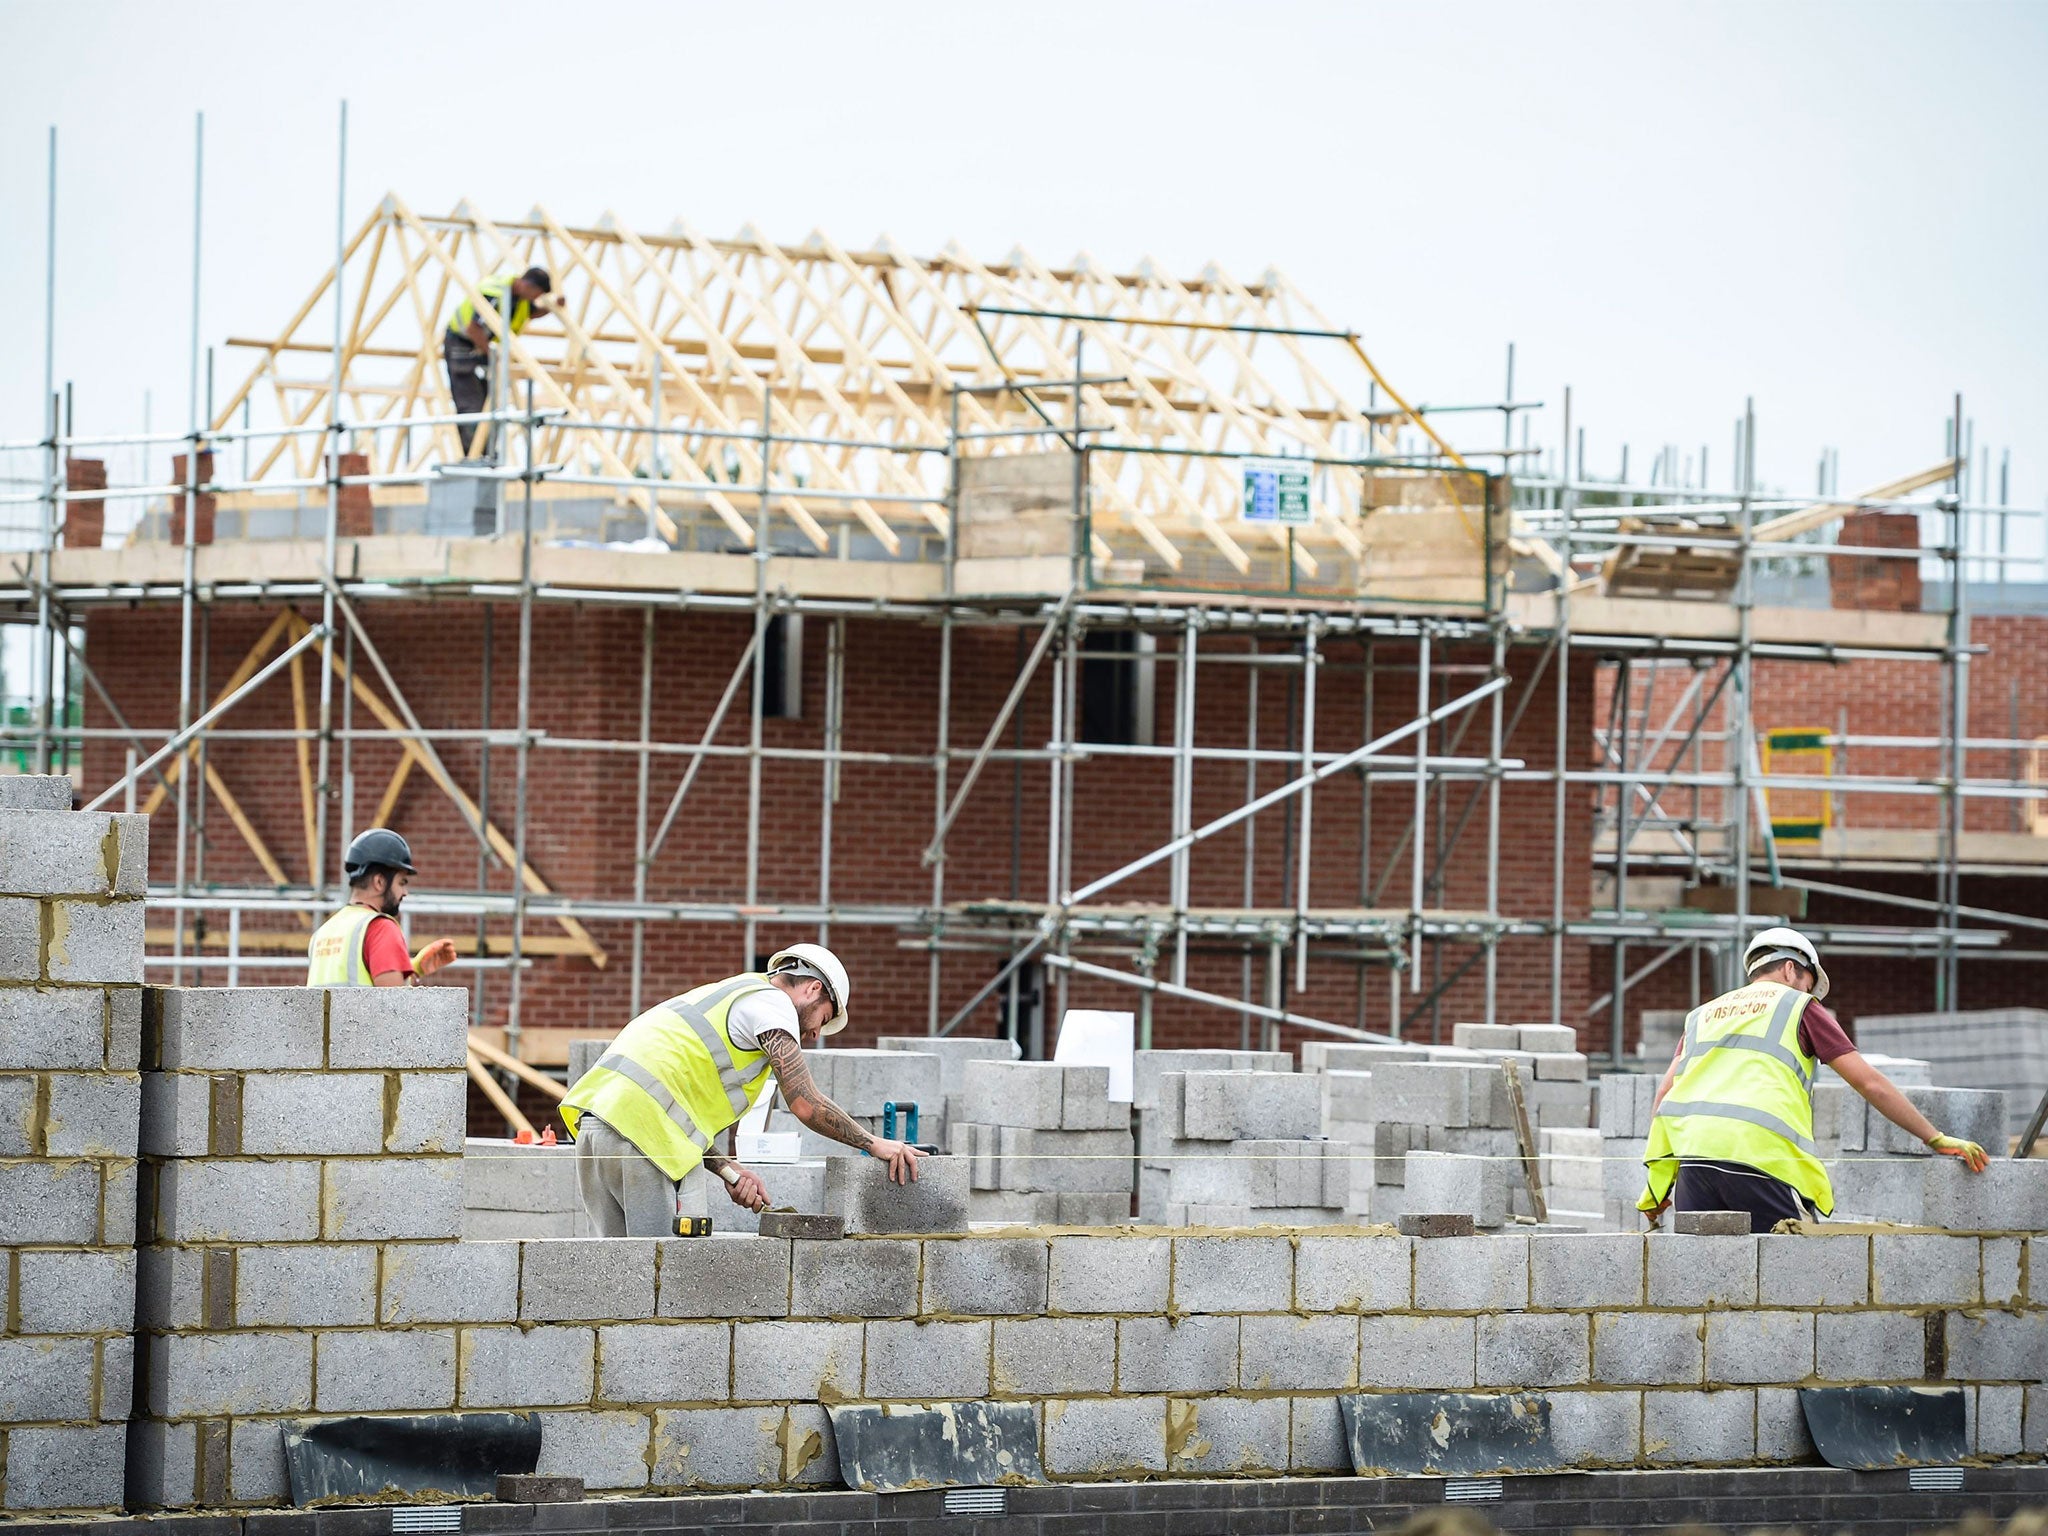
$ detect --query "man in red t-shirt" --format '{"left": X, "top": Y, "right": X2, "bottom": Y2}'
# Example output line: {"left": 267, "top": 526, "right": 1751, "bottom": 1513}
{"left": 306, "top": 828, "right": 457, "bottom": 987}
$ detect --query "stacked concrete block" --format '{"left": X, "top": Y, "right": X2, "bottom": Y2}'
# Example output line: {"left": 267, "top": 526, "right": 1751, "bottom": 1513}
{"left": 130, "top": 983, "right": 469, "bottom": 1507}
{"left": 1856, "top": 1008, "right": 2048, "bottom": 1138}
{"left": 0, "top": 787, "right": 146, "bottom": 1512}
{"left": 1356, "top": 1058, "right": 1539, "bottom": 1224}
{"left": 463, "top": 1137, "right": 595, "bottom": 1238}
{"left": 1133, "top": 1047, "right": 1288, "bottom": 1108}
{"left": 1137, "top": 1068, "right": 1356, "bottom": 1226}
{"left": 1831, "top": 1084, "right": 2009, "bottom": 1224}
{"left": 950, "top": 1059, "right": 1134, "bottom": 1225}
{"left": 1596, "top": 1071, "right": 1658, "bottom": 1231}
{"left": 777, "top": 1046, "right": 943, "bottom": 1158}
{"left": 877, "top": 1033, "right": 1019, "bottom": 1130}
{"left": 1540, "top": 1126, "right": 1605, "bottom": 1224}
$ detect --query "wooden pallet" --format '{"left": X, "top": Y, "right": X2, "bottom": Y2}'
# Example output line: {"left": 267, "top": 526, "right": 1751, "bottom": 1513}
{"left": 1601, "top": 518, "right": 1742, "bottom": 600}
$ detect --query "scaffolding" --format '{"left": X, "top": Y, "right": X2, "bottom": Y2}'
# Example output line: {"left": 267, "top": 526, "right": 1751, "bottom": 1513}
{"left": 5, "top": 176, "right": 2046, "bottom": 1070}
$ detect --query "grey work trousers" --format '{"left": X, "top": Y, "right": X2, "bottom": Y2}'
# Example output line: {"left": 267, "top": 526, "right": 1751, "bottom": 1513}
{"left": 575, "top": 1118, "right": 680, "bottom": 1237}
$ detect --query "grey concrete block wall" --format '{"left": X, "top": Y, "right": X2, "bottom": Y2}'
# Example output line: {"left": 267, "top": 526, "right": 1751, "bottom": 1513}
{"left": 0, "top": 801, "right": 146, "bottom": 1513}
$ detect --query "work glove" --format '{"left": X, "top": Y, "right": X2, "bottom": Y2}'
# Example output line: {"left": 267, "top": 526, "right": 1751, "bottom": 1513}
{"left": 1927, "top": 1133, "right": 1989, "bottom": 1173}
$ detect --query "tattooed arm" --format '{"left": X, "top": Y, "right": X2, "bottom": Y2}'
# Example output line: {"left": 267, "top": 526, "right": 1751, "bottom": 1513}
{"left": 762, "top": 1032, "right": 925, "bottom": 1184}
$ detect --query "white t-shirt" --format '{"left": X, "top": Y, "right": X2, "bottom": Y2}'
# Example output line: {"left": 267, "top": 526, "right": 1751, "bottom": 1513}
{"left": 727, "top": 987, "right": 801, "bottom": 1053}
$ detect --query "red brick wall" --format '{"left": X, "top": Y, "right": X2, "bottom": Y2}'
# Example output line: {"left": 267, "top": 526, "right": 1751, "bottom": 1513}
{"left": 81, "top": 603, "right": 1598, "bottom": 1054}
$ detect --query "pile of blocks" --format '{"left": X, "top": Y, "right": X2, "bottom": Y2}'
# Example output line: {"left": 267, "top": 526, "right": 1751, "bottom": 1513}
{"left": 0, "top": 776, "right": 146, "bottom": 1513}
{"left": 1830, "top": 1080, "right": 2009, "bottom": 1223}
{"left": 948, "top": 1059, "right": 1133, "bottom": 1225}
{"left": 1854, "top": 1007, "right": 2048, "bottom": 1140}
{"left": 776, "top": 1046, "right": 943, "bottom": 1159}
{"left": 1540, "top": 1126, "right": 1606, "bottom": 1224}
{"left": 877, "top": 1033, "right": 1019, "bottom": 1132}
{"left": 131, "top": 983, "right": 471, "bottom": 1507}
{"left": 1135, "top": 1051, "right": 1360, "bottom": 1227}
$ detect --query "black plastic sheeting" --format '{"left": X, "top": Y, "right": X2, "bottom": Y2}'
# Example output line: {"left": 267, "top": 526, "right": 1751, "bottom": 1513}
{"left": 1338, "top": 1392, "right": 1560, "bottom": 1477}
{"left": 826, "top": 1402, "right": 1044, "bottom": 1493}
{"left": 1800, "top": 1386, "right": 1968, "bottom": 1471}
{"left": 281, "top": 1414, "right": 542, "bottom": 1506}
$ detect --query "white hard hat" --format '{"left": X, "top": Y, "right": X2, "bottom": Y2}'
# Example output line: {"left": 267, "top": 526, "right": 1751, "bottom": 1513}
{"left": 767, "top": 943, "right": 851, "bottom": 1035}
{"left": 1744, "top": 926, "right": 1829, "bottom": 1001}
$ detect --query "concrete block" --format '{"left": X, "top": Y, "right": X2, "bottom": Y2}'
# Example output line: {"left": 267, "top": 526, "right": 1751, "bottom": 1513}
{"left": 1453, "top": 1023, "right": 1520, "bottom": 1051}
{"left": 139, "top": 1072, "right": 211, "bottom": 1157}
{"left": 1414, "top": 1233, "right": 1528, "bottom": 1312}
{"left": 1135, "top": 1049, "right": 1289, "bottom": 1107}
{"left": 1647, "top": 1234, "right": 1757, "bottom": 1307}
{"left": 968, "top": 1188, "right": 1057, "bottom": 1224}
{"left": 156, "top": 1158, "right": 320, "bottom": 1243}
{"left": 0, "top": 895, "right": 40, "bottom": 979}
{"left": 1815, "top": 1312, "right": 1926, "bottom": 1383}
{"left": 1549, "top": 1390, "right": 1642, "bottom": 1466}
{"left": 236, "top": 1244, "right": 378, "bottom": 1328}
{"left": 1597, "top": 1073, "right": 1655, "bottom": 1139}
{"left": 953, "top": 1119, "right": 998, "bottom": 1188}
{"left": 1867, "top": 1086, "right": 2007, "bottom": 1157}
{"left": 0, "top": 986, "right": 104, "bottom": 1068}
{"left": 994, "top": 1125, "right": 1134, "bottom": 1193}
{"left": 656, "top": 1233, "right": 790, "bottom": 1319}
{"left": 229, "top": 1418, "right": 289, "bottom": 1505}
{"left": 993, "top": 1316, "right": 1115, "bottom": 1395}
{"left": 327, "top": 983, "right": 469, "bottom": 1068}
{"left": 1517, "top": 1025, "right": 1580, "bottom": 1054}
{"left": 803, "top": 1046, "right": 942, "bottom": 1119}
{"left": 1240, "top": 1313, "right": 1359, "bottom": 1391}
{"left": 150, "top": 987, "right": 325, "bottom": 1069}
{"left": 1058, "top": 1064, "right": 1119, "bottom": 1130}
{"left": 1289, "top": 1395, "right": 1350, "bottom": 1472}
{"left": 147, "top": 1332, "right": 313, "bottom": 1417}
{"left": 1359, "top": 1315, "right": 1476, "bottom": 1389}
{"left": 463, "top": 1137, "right": 579, "bottom": 1211}
{"left": 1759, "top": 1232, "right": 1868, "bottom": 1306}
{"left": 100, "top": 1334, "right": 133, "bottom": 1419}
{"left": 0, "top": 809, "right": 125, "bottom": 896}
{"left": 596, "top": 1322, "right": 731, "bottom": 1404}
{"left": 922, "top": 1235, "right": 1047, "bottom": 1315}
{"left": 1592, "top": 1312, "right": 1703, "bottom": 1386}
{"left": 1181, "top": 1070, "right": 1320, "bottom": 1141}
{"left": 825, "top": 1152, "right": 969, "bottom": 1233}
{"left": 381, "top": 1239, "right": 521, "bottom": 1324}
{"left": 1171, "top": 1234, "right": 1292, "bottom": 1312}
{"left": 1645, "top": 1387, "right": 1755, "bottom": 1463}
{"left": 1056, "top": 1190, "right": 1132, "bottom": 1224}
{"left": 15, "top": 1249, "right": 134, "bottom": 1334}
{"left": 732, "top": 1320, "right": 863, "bottom": 1400}
{"left": 40, "top": 1070, "right": 138, "bottom": 1158}
{"left": 323, "top": 1156, "right": 462, "bottom": 1240}
{"left": 1529, "top": 1234, "right": 1642, "bottom": 1308}
{"left": 1830, "top": 1154, "right": 1926, "bottom": 1223}
{"left": 963, "top": 1059, "right": 1064, "bottom": 1128}
{"left": 522, "top": 1237, "right": 657, "bottom": 1320}
{"left": 1704, "top": 1310, "right": 1814, "bottom": 1385}
{"left": 101, "top": 1158, "right": 134, "bottom": 1242}
{"left": 781, "top": 1403, "right": 840, "bottom": 1484}
{"left": 1533, "top": 1052, "right": 1589, "bottom": 1082}
{"left": 2029, "top": 1386, "right": 2048, "bottom": 1456}
{"left": 1983, "top": 1237, "right": 2024, "bottom": 1307}
{"left": 723, "top": 1161, "right": 827, "bottom": 1233}
{"left": 1043, "top": 1396, "right": 1167, "bottom": 1476}
{"left": 316, "top": 1327, "right": 458, "bottom": 1411}
{"left": 1403, "top": 1150, "right": 1507, "bottom": 1229}
{"left": 1922, "top": 1158, "right": 2048, "bottom": 1233}
{"left": 1872, "top": 1232, "right": 1978, "bottom": 1305}
{"left": 1295, "top": 1233, "right": 1411, "bottom": 1311}
{"left": 3, "top": 1424, "right": 128, "bottom": 1512}
{"left": 126, "top": 1420, "right": 197, "bottom": 1508}
{"left": 238, "top": 1070, "right": 382, "bottom": 1154}
{"left": 1319, "top": 1067, "right": 1374, "bottom": 1125}
{"left": 650, "top": 1405, "right": 788, "bottom": 1487}
{"left": 0, "top": 1336, "right": 96, "bottom": 1420}
{"left": 1050, "top": 1234, "right": 1168, "bottom": 1312}
{"left": 1976, "top": 1385, "right": 2025, "bottom": 1456}
{"left": 0, "top": 775, "right": 74, "bottom": 811}
{"left": 0, "top": 1071, "right": 34, "bottom": 1154}
{"left": 1753, "top": 1386, "right": 1816, "bottom": 1463}
{"left": 536, "top": 1411, "right": 653, "bottom": 1490}
{"left": 459, "top": 1325, "right": 597, "bottom": 1407}
{"left": 1478, "top": 1313, "right": 1590, "bottom": 1387}
{"left": 1117, "top": 1314, "right": 1238, "bottom": 1392}
{"left": 45, "top": 899, "right": 144, "bottom": 983}
{"left": 876, "top": 1034, "right": 1018, "bottom": 1097}
{"left": 1674, "top": 1209, "right": 1749, "bottom": 1236}
{"left": 1167, "top": 1395, "right": 1290, "bottom": 1475}
{"left": 790, "top": 1236, "right": 918, "bottom": 1317}
{"left": 390, "top": 1071, "right": 468, "bottom": 1153}
{"left": 1367, "top": 1061, "right": 1487, "bottom": 1131}
{"left": 1947, "top": 1312, "right": 2048, "bottom": 1383}
{"left": 863, "top": 1318, "right": 991, "bottom": 1398}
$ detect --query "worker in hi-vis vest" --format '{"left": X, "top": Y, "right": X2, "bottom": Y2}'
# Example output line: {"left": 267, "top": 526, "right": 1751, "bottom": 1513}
{"left": 1639, "top": 927, "right": 1988, "bottom": 1232}
{"left": 443, "top": 265, "right": 554, "bottom": 456}
{"left": 561, "top": 944, "right": 926, "bottom": 1237}
{"left": 306, "top": 829, "right": 458, "bottom": 987}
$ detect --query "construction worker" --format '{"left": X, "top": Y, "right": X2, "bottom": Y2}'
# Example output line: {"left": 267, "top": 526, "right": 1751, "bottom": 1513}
{"left": 1640, "top": 927, "right": 1989, "bottom": 1232}
{"left": 443, "top": 266, "right": 554, "bottom": 456}
{"left": 561, "top": 944, "right": 925, "bottom": 1237}
{"left": 306, "top": 828, "right": 458, "bottom": 987}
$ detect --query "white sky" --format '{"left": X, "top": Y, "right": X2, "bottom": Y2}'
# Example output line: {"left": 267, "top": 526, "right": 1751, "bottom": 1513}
{"left": 2, "top": 0, "right": 2045, "bottom": 511}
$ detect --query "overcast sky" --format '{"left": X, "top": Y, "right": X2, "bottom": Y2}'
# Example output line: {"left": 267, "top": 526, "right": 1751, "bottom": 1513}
{"left": 3, "top": 1, "right": 2044, "bottom": 511}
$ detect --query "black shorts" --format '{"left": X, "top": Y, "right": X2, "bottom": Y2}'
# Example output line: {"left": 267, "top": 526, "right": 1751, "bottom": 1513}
{"left": 1673, "top": 1158, "right": 1812, "bottom": 1233}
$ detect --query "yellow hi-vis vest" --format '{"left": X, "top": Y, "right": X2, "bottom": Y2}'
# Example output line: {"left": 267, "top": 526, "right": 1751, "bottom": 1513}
{"left": 307, "top": 905, "right": 378, "bottom": 986}
{"left": 1638, "top": 979, "right": 1835, "bottom": 1217}
{"left": 447, "top": 273, "right": 532, "bottom": 341}
{"left": 560, "top": 975, "right": 781, "bottom": 1182}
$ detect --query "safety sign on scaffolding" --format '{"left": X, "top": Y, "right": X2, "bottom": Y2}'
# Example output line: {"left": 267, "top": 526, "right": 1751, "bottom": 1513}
{"left": 1240, "top": 457, "right": 1314, "bottom": 525}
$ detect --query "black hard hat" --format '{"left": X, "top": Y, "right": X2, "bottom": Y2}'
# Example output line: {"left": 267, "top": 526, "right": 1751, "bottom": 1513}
{"left": 344, "top": 827, "right": 416, "bottom": 881}
{"left": 522, "top": 265, "right": 552, "bottom": 294}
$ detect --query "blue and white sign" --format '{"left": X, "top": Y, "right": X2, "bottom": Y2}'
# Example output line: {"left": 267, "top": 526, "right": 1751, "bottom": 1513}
{"left": 1240, "top": 456, "right": 1314, "bottom": 526}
